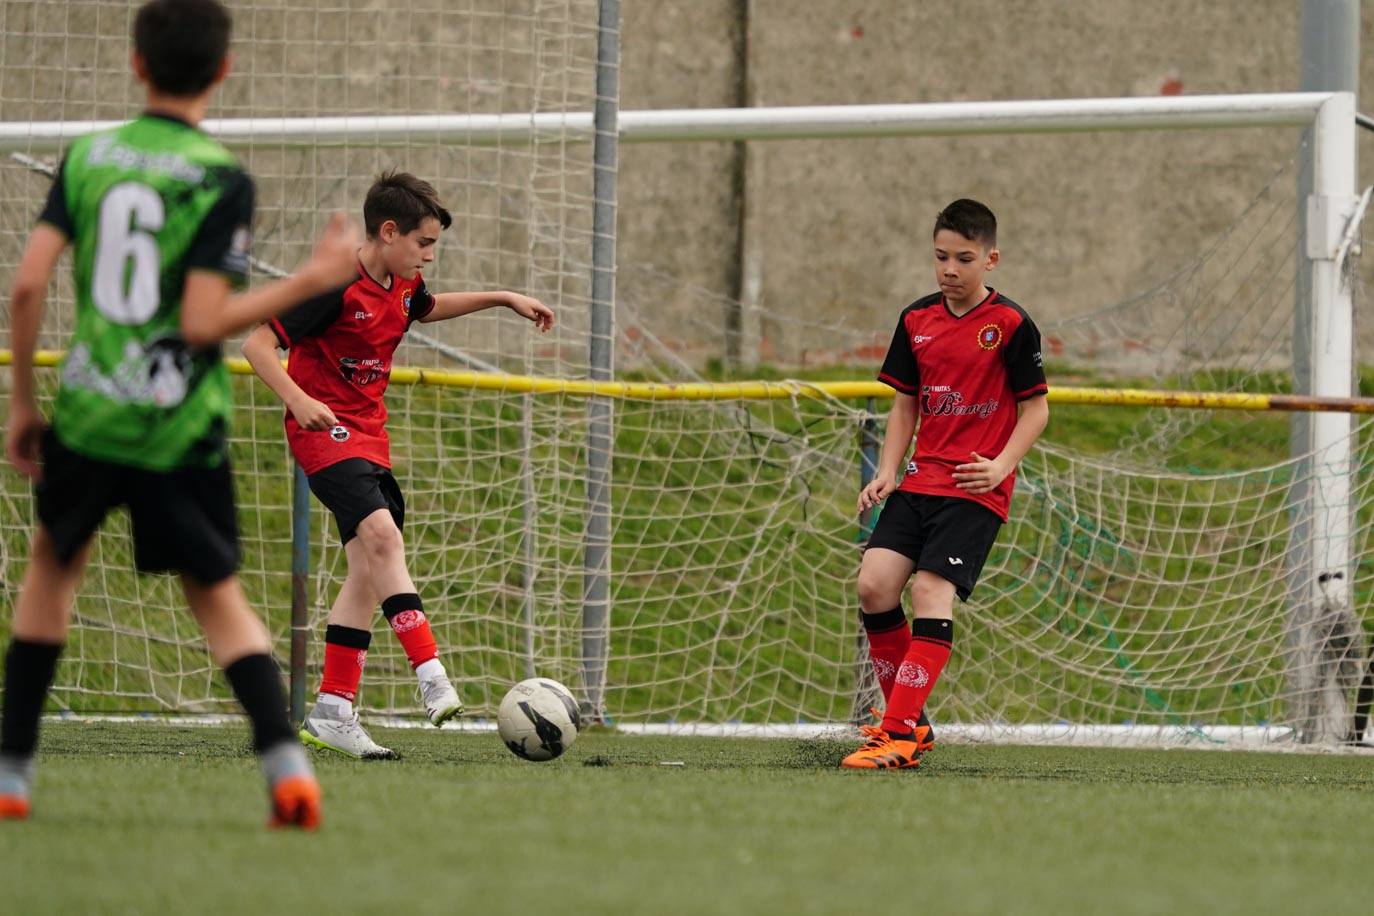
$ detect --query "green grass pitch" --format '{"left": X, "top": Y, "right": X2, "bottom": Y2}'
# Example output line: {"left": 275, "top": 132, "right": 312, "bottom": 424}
{"left": 3, "top": 722, "right": 1373, "bottom": 915}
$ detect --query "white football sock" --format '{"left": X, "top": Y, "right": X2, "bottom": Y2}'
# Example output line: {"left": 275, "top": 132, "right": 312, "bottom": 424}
{"left": 315, "top": 693, "right": 352, "bottom": 716}
{"left": 414, "top": 658, "right": 445, "bottom": 682}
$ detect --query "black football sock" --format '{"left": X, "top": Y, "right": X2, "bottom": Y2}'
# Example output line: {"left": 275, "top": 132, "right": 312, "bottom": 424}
{"left": 1, "top": 638, "right": 64, "bottom": 761}
{"left": 223, "top": 654, "right": 296, "bottom": 753}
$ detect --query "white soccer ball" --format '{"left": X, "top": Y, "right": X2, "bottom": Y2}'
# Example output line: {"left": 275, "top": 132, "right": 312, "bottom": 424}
{"left": 497, "top": 678, "right": 581, "bottom": 761}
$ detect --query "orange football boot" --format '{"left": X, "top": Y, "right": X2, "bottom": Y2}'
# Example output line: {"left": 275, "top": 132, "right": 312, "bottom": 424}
{"left": 863, "top": 707, "right": 936, "bottom": 753}
{"left": 0, "top": 793, "right": 30, "bottom": 820}
{"left": 268, "top": 774, "right": 322, "bottom": 830}
{"left": 841, "top": 728, "right": 924, "bottom": 769}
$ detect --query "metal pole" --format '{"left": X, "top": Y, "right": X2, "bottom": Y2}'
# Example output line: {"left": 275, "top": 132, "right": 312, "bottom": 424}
{"left": 581, "top": 0, "right": 619, "bottom": 722}
{"left": 858, "top": 398, "right": 880, "bottom": 538}
{"left": 851, "top": 398, "right": 882, "bottom": 722}
{"left": 521, "top": 393, "right": 537, "bottom": 681}
{"left": 289, "top": 462, "right": 311, "bottom": 725}
{"left": 1289, "top": 0, "right": 1360, "bottom": 743}
{"left": 724, "top": 0, "right": 751, "bottom": 372}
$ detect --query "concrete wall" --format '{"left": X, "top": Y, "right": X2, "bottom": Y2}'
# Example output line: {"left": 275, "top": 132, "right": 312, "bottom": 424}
{"left": 618, "top": 0, "right": 1374, "bottom": 370}
{"left": 1, "top": 0, "right": 1370, "bottom": 372}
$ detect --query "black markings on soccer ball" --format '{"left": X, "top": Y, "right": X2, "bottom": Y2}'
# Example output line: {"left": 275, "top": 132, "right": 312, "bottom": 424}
{"left": 540, "top": 681, "right": 581, "bottom": 730}
{"left": 518, "top": 700, "right": 566, "bottom": 758}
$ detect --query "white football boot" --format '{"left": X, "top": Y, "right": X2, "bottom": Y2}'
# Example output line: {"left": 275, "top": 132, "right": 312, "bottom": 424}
{"left": 418, "top": 671, "right": 464, "bottom": 726}
{"left": 299, "top": 702, "right": 398, "bottom": 760}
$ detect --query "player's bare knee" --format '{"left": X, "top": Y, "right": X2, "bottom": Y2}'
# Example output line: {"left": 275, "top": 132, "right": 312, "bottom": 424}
{"left": 180, "top": 573, "right": 242, "bottom": 616}
{"left": 857, "top": 569, "right": 903, "bottom": 613}
{"left": 356, "top": 513, "right": 404, "bottom": 562}
{"left": 910, "top": 572, "right": 956, "bottom": 616}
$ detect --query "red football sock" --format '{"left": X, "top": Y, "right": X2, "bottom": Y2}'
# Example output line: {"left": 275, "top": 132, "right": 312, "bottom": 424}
{"left": 861, "top": 606, "right": 910, "bottom": 701}
{"left": 881, "top": 618, "right": 953, "bottom": 736}
{"left": 319, "top": 625, "right": 370, "bottom": 702}
{"left": 382, "top": 593, "right": 438, "bottom": 669}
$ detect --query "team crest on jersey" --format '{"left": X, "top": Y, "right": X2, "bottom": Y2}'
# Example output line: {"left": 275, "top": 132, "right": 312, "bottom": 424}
{"left": 402, "top": 289, "right": 413, "bottom": 317}
{"left": 329, "top": 425, "right": 350, "bottom": 442}
{"left": 977, "top": 323, "right": 1002, "bottom": 350}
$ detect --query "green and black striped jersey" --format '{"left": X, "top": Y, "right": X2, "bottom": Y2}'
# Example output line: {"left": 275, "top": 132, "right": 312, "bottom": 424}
{"left": 39, "top": 112, "right": 253, "bottom": 471}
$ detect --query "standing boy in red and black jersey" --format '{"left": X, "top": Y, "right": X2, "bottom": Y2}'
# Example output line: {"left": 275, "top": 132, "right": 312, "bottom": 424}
{"left": 242, "top": 171, "right": 554, "bottom": 759}
{"left": 842, "top": 199, "right": 1049, "bottom": 770}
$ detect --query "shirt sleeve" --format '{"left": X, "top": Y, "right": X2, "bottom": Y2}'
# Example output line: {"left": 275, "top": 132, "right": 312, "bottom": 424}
{"left": 1004, "top": 314, "right": 1049, "bottom": 400}
{"left": 876, "top": 312, "right": 919, "bottom": 395}
{"left": 36, "top": 154, "right": 75, "bottom": 238}
{"left": 184, "top": 167, "right": 255, "bottom": 288}
{"left": 269, "top": 285, "right": 347, "bottom": 349}
{"left": 407, "top": 277, "right": 435, "bottom": 326}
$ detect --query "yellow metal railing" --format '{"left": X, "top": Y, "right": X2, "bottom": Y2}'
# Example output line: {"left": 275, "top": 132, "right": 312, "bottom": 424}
{"left": 5, "top": 349, "right": 1374, "bottom": 412}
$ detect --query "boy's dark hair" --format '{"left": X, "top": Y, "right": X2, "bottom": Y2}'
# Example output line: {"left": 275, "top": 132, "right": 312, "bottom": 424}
{"left": 933, "top": 198, "right": 997, "bottom": 248}
{"left": 133, "top": 0, "right": 232, "bottom": 97}
{"left": 364, "top": 171, "right": 453, "bottom": 237}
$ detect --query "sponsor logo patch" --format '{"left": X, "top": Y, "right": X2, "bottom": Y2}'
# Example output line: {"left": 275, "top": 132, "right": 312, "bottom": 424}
{"left": 329, "top": 425, "right": 350, "bottom": 442}
{"left": 339, "top": 356, "right": 385, "bottom": 386}
{"left": 921, "top": 385, "right": 999, "bottom": 419}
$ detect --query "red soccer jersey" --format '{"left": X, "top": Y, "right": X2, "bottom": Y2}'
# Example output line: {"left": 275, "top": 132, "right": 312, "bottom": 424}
{"left": 877, "top": 289, "right": 1048, "bottom": 521}
{"left": 269, "top": 265, "right": 435, "bottom": 474}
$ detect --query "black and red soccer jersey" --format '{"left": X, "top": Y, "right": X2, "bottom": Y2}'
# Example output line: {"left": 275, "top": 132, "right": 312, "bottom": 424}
{"left": 877, "top": 289, "right": 1048, "bottom": 521}
{"left": 269, "top": 264, "right": 435, "bottom": 474}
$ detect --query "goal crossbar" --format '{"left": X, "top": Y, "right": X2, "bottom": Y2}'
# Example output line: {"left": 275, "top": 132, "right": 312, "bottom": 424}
{"left": 0, "top": 92, "right": 1343, "bottom": 153}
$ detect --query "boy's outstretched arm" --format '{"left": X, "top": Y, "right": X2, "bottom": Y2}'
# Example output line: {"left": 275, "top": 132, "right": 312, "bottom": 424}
{"left": 420, "top": 290, "right": 554, "bottom": 331}
{"left": 952, "top": 394, "right": 1049, "bottom": 495}
{"left": 857, "top": 392, "right": 918, "bottom": 514}
{"left": 181, "top": 212, "right": 361, "bottom": 347}
{"left": 240, "top": 325, "right": 337, "bottom": 432}
{"left": 4, "top": 224, "right": 68, "bottom": 479}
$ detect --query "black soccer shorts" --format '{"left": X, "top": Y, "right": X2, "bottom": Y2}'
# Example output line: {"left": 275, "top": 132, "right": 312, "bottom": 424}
{"left": 306, "top": 457, "right": 405, "bottom": 543}
{"left": 35, "top": 428, "right": 240, "bottom": 584}
{"left": 864, "top": 491, "right": 1003, "bottom": 600}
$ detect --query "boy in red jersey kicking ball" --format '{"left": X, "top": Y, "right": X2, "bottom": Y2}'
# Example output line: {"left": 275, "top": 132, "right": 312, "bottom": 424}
{"left": 242, "top": 171, "right": 554, "bottom": 759}
{"left": 843, "top": 199, "right": 1049, "bottom": 770}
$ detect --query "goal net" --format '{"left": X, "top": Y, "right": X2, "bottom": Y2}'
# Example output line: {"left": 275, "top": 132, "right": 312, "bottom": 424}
{"left": 0, "top": 0, "right": 605, "bottom": 714}
{"left": 1, "top": 4, "right": 1369, "bottom": 749}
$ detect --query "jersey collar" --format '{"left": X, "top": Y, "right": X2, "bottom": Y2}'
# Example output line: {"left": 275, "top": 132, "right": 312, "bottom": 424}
{"left": 140, "top": 110, "right": 196, "bottom": 130}
{"left": 941, "top": 287, "right": 997, "bottom": 320}
{"left": 357, "top": 259, "right": 394, "bottom": 292}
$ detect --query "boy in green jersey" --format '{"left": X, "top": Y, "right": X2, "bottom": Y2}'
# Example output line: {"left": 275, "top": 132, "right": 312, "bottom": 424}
{"left": 0, "top": 0, "right": 360, "bottom": 829}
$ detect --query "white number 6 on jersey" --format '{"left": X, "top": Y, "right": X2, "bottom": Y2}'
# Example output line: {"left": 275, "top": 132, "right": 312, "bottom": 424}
{"left": 93, "top": 181, "right": 165, "bottom": 324}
